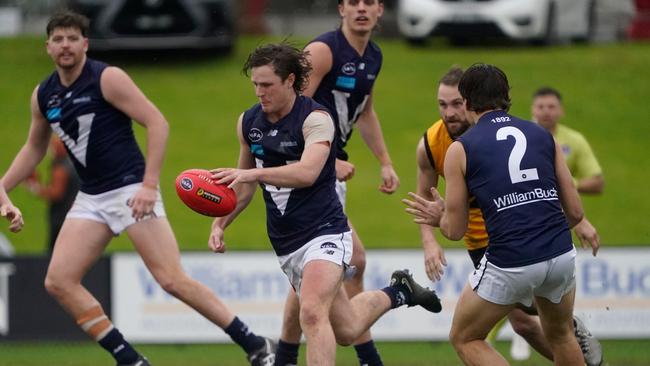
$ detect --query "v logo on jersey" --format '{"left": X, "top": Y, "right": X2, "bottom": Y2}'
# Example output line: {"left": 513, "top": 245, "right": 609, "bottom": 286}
{"left": 51, "top": 113, "right": 95, "bottom": 167}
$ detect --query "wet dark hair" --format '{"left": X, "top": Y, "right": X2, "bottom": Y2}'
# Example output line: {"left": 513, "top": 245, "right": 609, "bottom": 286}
{"left": 533, "top": 87, "right": 563, "bottom": 103}
{"left": 458, "top": 63, "right": 511, "bottom": 113}
{"left": 439, "top": 66, "right": 464, "bottom": 87}
{"left": 46, "top": 11, "right": 89, "bottom": 37}
{"left": 242, "top": 43, "right": 312, "bottom": 94}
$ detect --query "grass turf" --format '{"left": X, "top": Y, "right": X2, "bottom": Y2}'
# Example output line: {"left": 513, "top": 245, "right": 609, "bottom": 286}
{"left": 1, "top": 36, "right": 649, "bottom": 252}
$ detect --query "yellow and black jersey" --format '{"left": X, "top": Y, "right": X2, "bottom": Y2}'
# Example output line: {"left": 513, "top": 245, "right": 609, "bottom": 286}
{"left": 424, "top": 120, "right": 488, "bottom": 251}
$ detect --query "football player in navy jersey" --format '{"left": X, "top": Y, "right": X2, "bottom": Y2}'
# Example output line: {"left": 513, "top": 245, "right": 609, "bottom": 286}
{"left": 275, "top": 1, "right": 397, "bottom": 364}
{"left": 0, "top": 11, "right": 274, "bottom": 366}
{"left": 209, "top": 43, "right": 440, "bottom": 366}
{"left": 406, "top": 63, "right": 599, "bottom": 366}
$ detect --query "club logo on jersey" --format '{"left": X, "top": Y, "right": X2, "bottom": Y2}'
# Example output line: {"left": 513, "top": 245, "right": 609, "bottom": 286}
{"left": 320, "top": 242, "right": 338, "bottom": 249}
{"left": 196, "top": 188, "right": 222, "bottom": 203}
{"left": 249, "top": 128, "right": 263, "bottom": 142}
{"left": 341, "top": 62, "right": 356, "bottom": 75}
{"left": 180, "top": 177, "right": 193, "bottom": 191}
{"left": 47, "top": 95, "right": 61, "bottom": 108}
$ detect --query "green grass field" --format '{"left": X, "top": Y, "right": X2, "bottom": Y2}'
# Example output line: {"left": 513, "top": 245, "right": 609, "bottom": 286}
{"left": 1, "top": 36, "right": 649, "bottom": 253}
{"left": 1, "top": 340, "right": 649, "bottom": 366}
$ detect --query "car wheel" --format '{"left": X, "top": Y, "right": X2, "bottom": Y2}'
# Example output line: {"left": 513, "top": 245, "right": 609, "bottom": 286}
{"left": 406, "top": 37, "right": 429, "bottom": 47}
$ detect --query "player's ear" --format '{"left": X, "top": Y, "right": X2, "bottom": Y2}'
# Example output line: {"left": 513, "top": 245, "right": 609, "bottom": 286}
{"left": 286, "top": 73, "right": 296, "bottom": 88}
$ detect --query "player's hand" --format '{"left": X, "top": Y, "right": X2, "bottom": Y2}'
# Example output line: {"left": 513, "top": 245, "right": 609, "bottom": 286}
{"left": 423, "top": 240, "right": 447, "bottom": 282}
{"left": 208, "top": 226, "right": 227, "bottom": 253}
{"left": 379, "top": 164, "right": 399, "bottom": 194}
{"left": 128, "top": 185, "right": 157, "bottom": 221}
{"left": 335, "top": 159, "right": 355, "bottom": 182}
{"left": 402, "top": 188, "right": 445, "bottom": 227}
{"left": 211, "top": 168, "right": 258, "bottom": 189}
{"left": 574, "top": 217, "right": 600, "bottom": 256}
{"left": 0, "top": 203, "right": 24, "bottom": 233}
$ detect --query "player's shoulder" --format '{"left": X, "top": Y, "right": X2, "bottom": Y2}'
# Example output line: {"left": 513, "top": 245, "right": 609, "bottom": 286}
{"left": 556, "top": 124, "right": 589, "bottom": 145}
{"left": 367, "top": 38, "right": 382, "bottom": 54}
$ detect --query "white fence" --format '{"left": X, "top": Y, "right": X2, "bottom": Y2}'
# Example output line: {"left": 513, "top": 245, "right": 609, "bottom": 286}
{"left": 112, "top": 248, "right": 650, "bottom": 342}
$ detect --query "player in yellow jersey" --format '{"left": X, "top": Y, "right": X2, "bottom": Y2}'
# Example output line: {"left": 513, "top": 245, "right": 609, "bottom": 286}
{"left": 408, "top": 67, "right": 603, "bottom": 366}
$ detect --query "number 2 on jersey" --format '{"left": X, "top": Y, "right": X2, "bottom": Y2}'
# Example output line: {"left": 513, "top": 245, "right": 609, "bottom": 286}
{"left": 496, "top": 126, "right": 539, "bottom": 184}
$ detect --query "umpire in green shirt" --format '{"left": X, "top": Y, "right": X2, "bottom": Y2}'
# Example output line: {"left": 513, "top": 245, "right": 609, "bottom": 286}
{"left": 532, "top": 87, "right": 604, "bottom": 195}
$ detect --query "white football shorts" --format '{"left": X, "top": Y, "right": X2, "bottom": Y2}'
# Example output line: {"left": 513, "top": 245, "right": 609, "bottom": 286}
{"left": 469, "top": 247, "right": 577, "bottom": 307}
{"left": 277, "top": 231, "right": 353, "bottom": 294}
{"left": 66, "top": 182, "right": 166, "bottom": 235}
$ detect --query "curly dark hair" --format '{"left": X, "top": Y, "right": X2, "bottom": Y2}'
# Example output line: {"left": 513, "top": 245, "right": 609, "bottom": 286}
{"left": 46, "top": 11, "right": 89, "bottom": 37}
{"left": 242, "top": 43, "right": 312, "bottom": 94}
{"left": 459, "top": 63, "right": 511, "bottom": 113}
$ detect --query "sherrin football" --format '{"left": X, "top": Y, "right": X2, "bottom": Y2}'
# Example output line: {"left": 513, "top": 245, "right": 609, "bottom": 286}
{"left": 175, "top": 169, "right": 237, "bottom": 217}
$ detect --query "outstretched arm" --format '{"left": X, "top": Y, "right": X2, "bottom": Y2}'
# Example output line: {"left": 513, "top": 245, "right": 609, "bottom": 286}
{"left": 101, "top": 66, "right": 169, "bottom": 220}
{"left": 2, "top": 86, "right": 52, "bottom": 192}
{"left": 413, "top": 137, "right": 447, "bottom": 281}
{"left": 440, "top": 142, "right": 469, "bottom": 241}
{"left": 356, "top": 94, "right": 400, "bottom": 194}
{"left": 1, "top": 86, "right": 52, "bottom": 233}
{"left": 209, "top": 114, "right": 258, "bottom": 253}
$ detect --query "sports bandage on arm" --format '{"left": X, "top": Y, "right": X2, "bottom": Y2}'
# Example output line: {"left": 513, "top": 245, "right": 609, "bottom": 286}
{"left": 303, "top": 110, "right": 335, "bottom": 146}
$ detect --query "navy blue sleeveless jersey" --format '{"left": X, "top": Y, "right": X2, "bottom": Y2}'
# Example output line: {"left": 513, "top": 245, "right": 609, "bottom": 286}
{"left": 309, "top": 29, "right": 382, "bottom": 161}
{"left": 37, "top": 58, "right": 145, "bottom": 194}
{"left": 242, "top": 96, "right": 349, "bottom": 256}
{"left": 458, "top": 110, "right": 573, "bottom": 268}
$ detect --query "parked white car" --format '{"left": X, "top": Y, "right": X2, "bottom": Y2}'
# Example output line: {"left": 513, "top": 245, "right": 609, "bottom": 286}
{"left": 397, "top": 0, "right": 597, "bottom": 44}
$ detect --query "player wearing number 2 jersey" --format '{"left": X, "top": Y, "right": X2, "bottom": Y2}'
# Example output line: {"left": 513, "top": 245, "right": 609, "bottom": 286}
{"left": 0, "top": 11, "right": 275, "bottom": 366}
{"left": 406, "top": 64, "right": 599, "bottom": 366}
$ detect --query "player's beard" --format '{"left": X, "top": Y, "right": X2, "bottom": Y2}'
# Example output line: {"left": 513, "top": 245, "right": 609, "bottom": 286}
{"left": 444, "top": 118, "right": 470, "bottom": 139}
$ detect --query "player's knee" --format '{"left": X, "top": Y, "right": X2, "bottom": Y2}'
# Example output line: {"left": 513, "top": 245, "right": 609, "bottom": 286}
{"left": 333, "top": 328, "right": 356, "bottom": 346}
{"left": 299, "top": 304, "right": 328, "bottom": 330}
{"left": 154, "top": 270, "right": 187, "bottom": 297}
{"left": 449, "top": 327, "right": 465, "bottom": 350}
{"left": 511, "top": 317, "right": 539, "bottom": 338}
{"left": 44, "top": 273, "right": 70, "bottom": 299}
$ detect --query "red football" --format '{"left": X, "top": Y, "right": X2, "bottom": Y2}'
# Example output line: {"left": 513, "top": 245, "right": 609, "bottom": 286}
{"left": 175, "top": 169, "right": 237, "bottom": 217}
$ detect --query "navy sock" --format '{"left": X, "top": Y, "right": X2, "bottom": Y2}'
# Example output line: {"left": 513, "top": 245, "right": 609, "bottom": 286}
{"left": 354, "top": 340, "right": 383, "bottom": 366}
{"left": 224, "top": 316, "right": 264, "bottom": 354}
{"left": 98, "top": 328, "right": 140, "bottom": 365}
{"left": 381, "top": 286, "right": 410, "bottom": 309}
{"left": 274, "top": 339, "right": 300, "bottom": 366}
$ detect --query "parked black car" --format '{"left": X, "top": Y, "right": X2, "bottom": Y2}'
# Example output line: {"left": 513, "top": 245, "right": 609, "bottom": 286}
{"left": 66, "top": 0, "right": 235, "bottom": 52}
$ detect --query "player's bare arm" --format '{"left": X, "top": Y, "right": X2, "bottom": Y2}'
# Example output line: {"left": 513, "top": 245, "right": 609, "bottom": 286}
{"left": 440, "top": 141, "right": 469, "bottom": 240}
{"left": 2, "top": 87, "right": 52, "bottom": 193}
{"left": 302, "top": 41, "right": 333, "bottom": 98}
{"left": 355, "top": 93, "right": 400, "bottom": 193}
{"left": 209, "top": 114, "right": 258, "bottom": 253}
{"left": 577, "top": 174, "right": 605, "bottom": 195}
{"left": 414, "top": 137, "right": 447, "bottom": 281}
{"left": 101, "top": 66, "right": 169, "bottom": 220}
{"left": 554, "top": 140, "right": 585, "bottom": 228}
{"left": 214, "top": 111, "right": 333, "bottom": 189}
{"left": 303, "top": 41, "right": 357, "bottom": 182}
